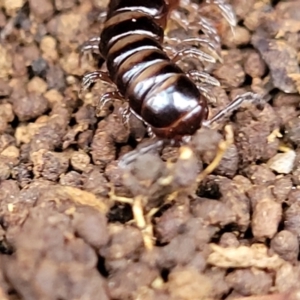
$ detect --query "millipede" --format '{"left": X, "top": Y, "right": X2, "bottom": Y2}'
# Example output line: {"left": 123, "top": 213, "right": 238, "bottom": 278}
{"left": 78, "top": 0, "right": 263, "bottom": 251}
{"left": 80, "top": 0, "right": 261, "bottom": 162}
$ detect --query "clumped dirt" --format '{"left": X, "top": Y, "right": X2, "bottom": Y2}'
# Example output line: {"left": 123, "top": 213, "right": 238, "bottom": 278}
{"left": 0, "top": 0, "right": 300, "bottom": 299}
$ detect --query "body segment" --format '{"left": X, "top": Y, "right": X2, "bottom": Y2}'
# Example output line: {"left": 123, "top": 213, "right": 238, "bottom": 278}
{"left": 99, "top": 0, "right": 209, "bottom": 139}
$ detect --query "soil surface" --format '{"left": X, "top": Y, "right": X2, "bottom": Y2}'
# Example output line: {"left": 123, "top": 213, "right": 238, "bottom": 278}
{"left": 0, "top": 0, "right": 300, "bottom": 299}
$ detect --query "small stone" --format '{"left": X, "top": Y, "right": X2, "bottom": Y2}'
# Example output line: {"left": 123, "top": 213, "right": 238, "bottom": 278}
{"left": 3, "top": 0, "right": 24, "bottom": 16}
{"left": 43, "top": 89, "right": 64, "bottom": 107}
{"left": 0, "top": 103, "right": 14, "bottom": 123}
{"left": 0, "top": 160, "right": 11, "bottom": 180}
{"left": 70, "top": 151, "right": 90, "bottom": 172}
{"left": 31, "top": 58, "right": 49, "bottom": 79}
{"left": 252, "top": 37, "right": 299, "bottom": 93}
{"left": 252, "top": 197, "right": 282, "bottom": 240}
{"left": 223, "top": 26, "right": 251, "bottom": 48}
{"left": 27, "top": 77, "right": 48, "bottom": 94}
{"left": 1, "top": 145, "right": 20, "bottom": 159}
{"left": 13, "top": 92, "right": 48, "bottom": 121}
{"left": 29, "top": 0, "right": 54, "bottom": 21}
{"left": 267, "top": 151, "right": 296, "bottom": 174}
{"left": 40, "top": 36, "right": 58, "bottom": 62}
{"left": 244, "top": 51, "right": 266, "bottom": 78}
{"left": 285, "top": 117, "right": 300, "bottom": 145}
{"left": 271, "top": 230, "right": 299, "bottom": 263}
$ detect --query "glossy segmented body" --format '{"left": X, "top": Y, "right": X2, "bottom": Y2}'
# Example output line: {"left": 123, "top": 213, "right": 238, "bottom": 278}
{"left": 81, "top": 0, "right": 239, "bottom": 140}
{"left": 98, "top": 0, "right": 213, "bottom": 139}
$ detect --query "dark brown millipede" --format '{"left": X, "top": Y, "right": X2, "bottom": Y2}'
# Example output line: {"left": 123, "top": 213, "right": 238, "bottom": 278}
{"left": 80, "top": 0, "right": 261, "bottom": 162}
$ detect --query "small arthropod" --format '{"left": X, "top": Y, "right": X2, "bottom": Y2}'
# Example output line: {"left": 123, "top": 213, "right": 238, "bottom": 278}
{"left": 79, "top": 0, "right": 262, "bottom": 250}
{"left": 80, "top": 0, "right": 260, "bottom": 158}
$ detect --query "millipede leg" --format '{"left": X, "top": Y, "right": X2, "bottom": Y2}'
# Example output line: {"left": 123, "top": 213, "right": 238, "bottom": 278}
{"left": 175, "top": 1, "right": 221, "bottom": 45}
{"left": 119, "top": 105, "right": 132, "bottom": 128}
{"left": 81, "top": 70, "right": 112, "bottom": 91}
{"left": 78, "top": 36, "right": 102, "bottom": 66}
{"left": 167, "top": 0, "right": 236, "bottom": 56}
{"left": 97, "top": 11, "right": 107, "bottom": 22}
{"left": 79, "top": 37, "right": 101, "bottom": 54}
{"left": 206, "top": 0, "right": 237, "bottom": 27}
{"left": 163, "top": 44, "right": 177, "bottom": 58}
{"left": 179, "top": 0, "right": 199, "bottom": 21}
{"left": 202, "top": 92, "right": 263, "bottom": 127}
{"left": 196, "top": 83, "right": 218, "bottom": 105}
{"left": 96, "top": 90, "right": 123, "bottom": 116}
{"left": 193, "top": 16, "right": 221, "bottom": 46}
{"left": 171, "top": 47, "right": 216, "bottom": 64}
{"left": 187, "top": 69, "right": 220, "bottom": 104}
{"left": 187, "top": 69, "right": 220, "bottom": 86}
{"left": 164, "top": 36, "right": 222, "bottom": 61}
{"left": 169, "top": 0, "right": 199, "bottom": 32}
{"left": 169, "top": 9, "right": 189, "bottom": 32}
{"left": 146, "top": 126, "right": 155, "bottom": 138}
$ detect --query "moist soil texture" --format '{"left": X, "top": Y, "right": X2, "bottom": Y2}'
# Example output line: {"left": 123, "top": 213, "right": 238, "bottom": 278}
{"left": 0, "top": 0, "right": 300, "bottom": 299}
